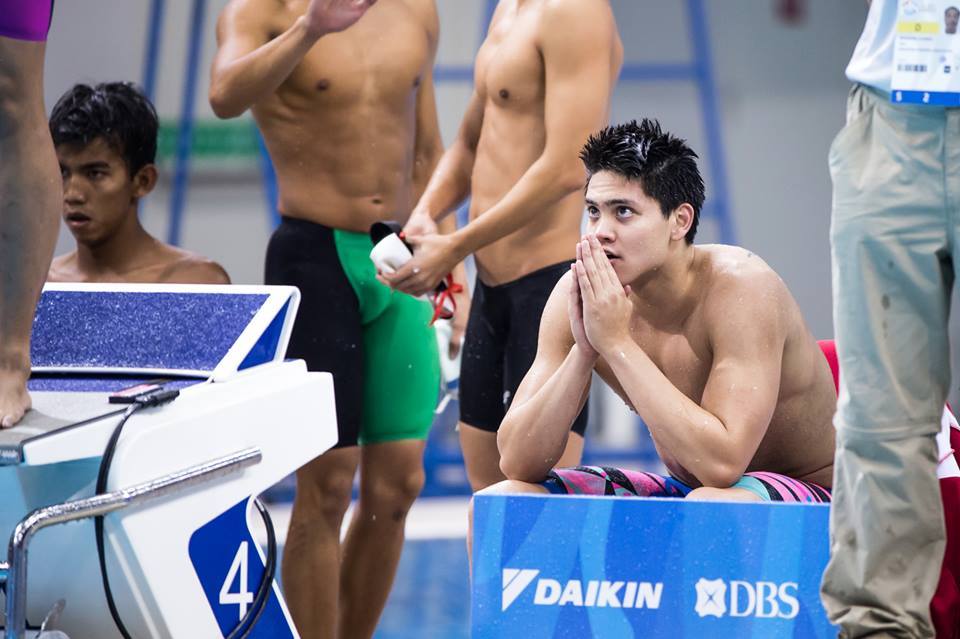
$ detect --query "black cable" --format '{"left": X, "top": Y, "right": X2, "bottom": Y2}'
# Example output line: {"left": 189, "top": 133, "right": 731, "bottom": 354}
{"left": 95, "top": 387, "right": 278, "bottom": 639}
{"left": 96, "top": 389, "right": 179, "bottom": 639}
{"left": 225, "top": 498, "right": 277, "bottom": 639}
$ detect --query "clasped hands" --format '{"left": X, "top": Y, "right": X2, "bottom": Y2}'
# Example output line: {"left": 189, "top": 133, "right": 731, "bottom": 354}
{"left": 569, "top": 235, "right": 634, "bottom": 360}
{"left": 378, "top": 211, "right": 458, "bottom": 297}
{"left": 379, "top": 225, "right": 634, "bottom": 361}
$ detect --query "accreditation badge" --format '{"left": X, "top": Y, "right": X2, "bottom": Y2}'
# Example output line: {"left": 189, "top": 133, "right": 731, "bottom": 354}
{"left": 891, "top": 0, "right": 960, "bottom": 105}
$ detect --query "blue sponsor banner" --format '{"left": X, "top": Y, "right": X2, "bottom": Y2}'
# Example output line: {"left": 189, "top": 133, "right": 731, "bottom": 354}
{"left": 891, "top": 89, "right": 960, "bottom": 106}
{"left": 472, "top": 495, "right": 836, "bottom": 638}
{"left": 189, "top": 498, "right": 295, "bottom": 638}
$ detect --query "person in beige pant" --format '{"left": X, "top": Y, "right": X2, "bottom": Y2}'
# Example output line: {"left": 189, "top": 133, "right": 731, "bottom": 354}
{"left": 821, "top": 81, "right": 956, "bottom": 637}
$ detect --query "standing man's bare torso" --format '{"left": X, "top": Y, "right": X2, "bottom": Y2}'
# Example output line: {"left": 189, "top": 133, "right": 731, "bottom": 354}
{"left": 249, "top": 0, "right": 435, "bottom": 232}
{"left": 471, "top": 0, "right": 623, "bottom": 284}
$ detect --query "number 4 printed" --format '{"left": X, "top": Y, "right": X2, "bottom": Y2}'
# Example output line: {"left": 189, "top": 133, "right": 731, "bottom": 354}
{"left": 220, "top": 542, "right": 255, "bottom": 621}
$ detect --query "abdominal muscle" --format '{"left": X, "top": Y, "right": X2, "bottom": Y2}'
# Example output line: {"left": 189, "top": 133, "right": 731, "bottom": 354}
{"left": 470, "top": 199, "right": 582, "bottom": 285}
{"left": 251, "top": 74, "right": 419, "bottom": 233}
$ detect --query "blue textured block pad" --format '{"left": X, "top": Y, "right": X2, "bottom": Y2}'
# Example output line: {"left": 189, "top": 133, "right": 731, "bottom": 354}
{"left": 32, "top": 291, "right": 268, "bottom": 372}
{"left": 472, "top": 494, "right": 835, "bottom": 639}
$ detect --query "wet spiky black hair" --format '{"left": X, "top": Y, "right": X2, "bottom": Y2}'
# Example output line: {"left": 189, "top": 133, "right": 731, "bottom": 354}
{"left": 50, "top": 82, "right": 158, "bottom": 175}
{"left": 580, "top": 119, "right": 705, "bottom": 243}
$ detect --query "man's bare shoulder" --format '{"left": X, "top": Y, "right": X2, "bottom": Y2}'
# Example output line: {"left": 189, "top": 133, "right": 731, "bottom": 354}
{"left": 699, "top": 244, "right": 790, "bottom": 319}
{"left": 538, "top": 0, "right": 617, "bottom": 34}
{"left": 222, "top": 0, "right": 288, "bottom": 19}
{"left": 47, "top": 253, "right": 80, "bottom": 283}
{"left": 535, "top": 0, "right": 621, "bottom": 63}
{"left": 403, "top": 0, "right": 439, "bottom": 34}
{"left": 219, "top": 0, "right": 291, "bottom": 35}
{"left": 157, "top": 247, "right": 231, "bottom": 285}
{"left": 540, "top": 0, "right": 615, "bottom": 19}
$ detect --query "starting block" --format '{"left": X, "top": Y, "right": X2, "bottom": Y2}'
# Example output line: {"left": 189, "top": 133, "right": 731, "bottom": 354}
{"left": 472, "top": 494, "right": 835, "bottom": 638}
{"left": 0, "top": 283, "right": 337, "bottom": 638}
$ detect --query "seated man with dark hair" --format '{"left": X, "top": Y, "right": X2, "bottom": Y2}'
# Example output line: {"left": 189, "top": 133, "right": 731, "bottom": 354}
{"left": 47, "top": 82, "right": 230, "bottom": 285}
{"left": 490, "top": 119, "right": 837, "bottom": 503}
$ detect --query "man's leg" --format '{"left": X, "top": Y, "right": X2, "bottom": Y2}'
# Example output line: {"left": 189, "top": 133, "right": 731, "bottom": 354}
{"left": 336, "top": 271, "right": 438, "bottom": 638}
{"left": 458, "top": 275, "right": 509, "bottom": 492}
{"left": 0, "top": 37, "right": 59, "bottom": 427}
{"left": 459, "top": 423, "right": 584, "bottom": 492}
{"left": 338, "top": 439, "right": 426, "bottom": 639}
{"left": 282, "top": 446, "right": 360, "bottom": 639}
{"left": 459, "top": 263, "right": 588, "bottom": 492}
{"left": 459, "top": 423, "right": 505, "bottom": 492}
{"left": 821, "top": 85, "right": 949, "bottom": 638}
{"left": 264, "top": 220, "right": 367, "bottom": 638}
{"left": 557, "top": 432, "right": 584, "bottom": 467}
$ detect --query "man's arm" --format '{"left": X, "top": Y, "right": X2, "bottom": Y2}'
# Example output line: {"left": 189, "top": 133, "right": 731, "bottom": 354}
{"left": 448, "top": 1, "right": 616, "bottom": 256}
{"left": 409, "top": 0, "right": 443, "bottom": 203}
{"left": 208, "top": 0, "right": 375, "bottom": 119}
{"left": 388, "top": 0, "right": 618, "bottom": 294}
{"left": 497, "top": 271, "right": 594, "bottom": 482}
{"left": 580, "top": 242, "right": 788, "bottom": 487}
{"left": 402, "top": 0, "right": 505, "bottom": 237}
{"left": 402, "top": 89, "right": 483, "bottom": 239}
{"left": 407, "top": 0, "right": 471, "bottom": 356}
{"left": 608, "top": 306, "right": 783, "bottom": 487}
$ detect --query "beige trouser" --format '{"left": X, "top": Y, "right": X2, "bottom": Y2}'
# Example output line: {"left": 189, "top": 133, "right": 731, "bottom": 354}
{"left": 821, "top": 84, "right": 959, "bottom": 638}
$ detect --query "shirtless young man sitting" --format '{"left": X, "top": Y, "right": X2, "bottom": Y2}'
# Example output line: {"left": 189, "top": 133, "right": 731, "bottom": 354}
{"left": 383, "top": 0, "right": 623, "bottom": 492}
{"left": 489, "top": 120, "right": 837, "bottom": 503}
{"left": 47, "top": 82, "right": 230, "bottom": 285}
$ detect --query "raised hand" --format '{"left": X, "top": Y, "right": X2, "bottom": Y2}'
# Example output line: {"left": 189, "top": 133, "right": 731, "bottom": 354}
{"left": 576, "top": 235, "right": 633, "bottom": 357}
{"left": 305, "top": 0, "right": 377, "bottom": 37}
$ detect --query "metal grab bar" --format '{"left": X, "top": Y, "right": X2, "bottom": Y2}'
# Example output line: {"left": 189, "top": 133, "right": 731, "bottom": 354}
{"left": 3, "top": 447, "right": 262, "bottom": 639}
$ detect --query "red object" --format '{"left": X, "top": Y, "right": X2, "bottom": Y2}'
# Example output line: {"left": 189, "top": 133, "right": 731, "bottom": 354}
{"left": 428, "top": 273, "right": 463, "bottom": 325}
{"left": 817, "top": 339, "right": 960, "bottom": 637}
{"left": 777, "top": 0, "right": 806, "bottom": 24}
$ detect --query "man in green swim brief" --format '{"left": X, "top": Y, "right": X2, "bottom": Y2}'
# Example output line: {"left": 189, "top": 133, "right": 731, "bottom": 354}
{"left": 265, "top": 218, "right": 440, "bottom": 447}
{"left": 210, "top": 1, "right": 468, "bottom": 637}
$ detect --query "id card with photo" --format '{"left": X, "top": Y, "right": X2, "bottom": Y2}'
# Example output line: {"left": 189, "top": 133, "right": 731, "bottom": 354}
{"left": 891, "top": 0, "right": 960, "bottom": 105}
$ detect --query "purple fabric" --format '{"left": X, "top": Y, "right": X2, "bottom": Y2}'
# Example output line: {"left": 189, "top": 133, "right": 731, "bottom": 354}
{"left": 0, "top": 0, "right": 53, "bottom": 42}
{"left": 544, "top": 466, "right": 692, "bottom": 498}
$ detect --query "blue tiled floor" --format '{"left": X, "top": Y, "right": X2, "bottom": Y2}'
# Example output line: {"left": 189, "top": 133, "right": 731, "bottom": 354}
{"left": 278, "top": 538, "right": 471, "bottom": 639}
{"left": 376, "top": 538, "right": 471, "bottom": 638}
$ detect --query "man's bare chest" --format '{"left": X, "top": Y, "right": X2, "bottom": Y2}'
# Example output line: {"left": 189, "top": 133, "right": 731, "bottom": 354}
{"left": 597, "top": 331, "right": 712, "bottom": 408}
{"left": 276, "top": 17, "right": 429, "bottom": 105}
{"left": 475, "top": 17, "right": 543, "bottom": 108}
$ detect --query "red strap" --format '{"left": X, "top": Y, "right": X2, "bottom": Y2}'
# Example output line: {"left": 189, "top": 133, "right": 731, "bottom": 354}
{"left": 429, "top": 274, "right": 463, "bottom": 325}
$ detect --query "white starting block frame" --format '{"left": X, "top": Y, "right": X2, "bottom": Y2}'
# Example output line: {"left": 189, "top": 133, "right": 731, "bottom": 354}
{"left": 0, "top": 284, "right": 337, "bottom": 638}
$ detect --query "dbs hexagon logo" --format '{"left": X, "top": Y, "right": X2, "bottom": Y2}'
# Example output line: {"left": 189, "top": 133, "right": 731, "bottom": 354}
{"left": 694, "top": 577, "right": 727, "bottom": 618}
